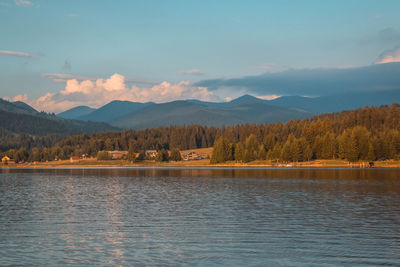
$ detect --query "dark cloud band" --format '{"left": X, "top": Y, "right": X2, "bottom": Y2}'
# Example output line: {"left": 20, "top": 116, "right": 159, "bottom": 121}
{"left": 195, "top": 63, "right": 400, "bottom": 97}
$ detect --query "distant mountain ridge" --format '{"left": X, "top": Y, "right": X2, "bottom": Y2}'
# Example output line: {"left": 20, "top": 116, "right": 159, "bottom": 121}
{"left": 269, "top": 90, "right": 400, "bottom": 113}
{"left": 0, "top": 99, "right": 118, "bottom": 137}
{"left": 77, "top": 100, "right": 153, "bottom": 122}
{"left": 52, "top": 89, "right": 400, "bottom": 130}
{"left": 0, "top": 98, "right": 39, "bottom": 115}
{"left": 58, "top": 95, "right": 312, "bottom": 129}
{"left": 112, "top": 98, "right": 312, "bottom": 129}
{"left": 57, "top": 106, "right": 96, "bottom": 120}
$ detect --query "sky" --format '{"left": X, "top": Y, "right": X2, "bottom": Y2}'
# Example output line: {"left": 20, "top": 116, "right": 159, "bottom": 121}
{"left": 1, "top": 0, "right": 400, "bottom": 112}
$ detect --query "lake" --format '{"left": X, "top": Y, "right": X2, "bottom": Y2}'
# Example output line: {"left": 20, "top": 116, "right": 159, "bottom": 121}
{"left": 1, "top": 167, "right": 400, "bottom": 266}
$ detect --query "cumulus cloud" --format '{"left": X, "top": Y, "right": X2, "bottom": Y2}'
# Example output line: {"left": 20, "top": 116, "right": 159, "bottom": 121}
{"left": 13, "top": 94, "right": 28, "bottom": 102}
{"left": 0, "top": 50, "right": 34, "bottom": 58}
{"left": 374, "top": 45, "right": 400, "bottom": 64}
{"left": 176, "top": 69, "right": 205, "bottom": 75}
{"left": 27, "top": 73, "right": 219, "bottom": 112}
{"left": 14, "top": 0, "right": 32, "bottom": 6}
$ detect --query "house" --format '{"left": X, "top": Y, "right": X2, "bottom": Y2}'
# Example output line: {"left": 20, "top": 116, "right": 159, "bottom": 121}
{"left": 70, "top": 156, "right": 80, "bottom": 163}
{"left": 108, "top": 151, "right": 128, "bottom": 160}
{"left": 181, "top": 151, "right": 204, "bottom": 161}
{"left": 145, "top": 150, "right": 157, "bottom": 158}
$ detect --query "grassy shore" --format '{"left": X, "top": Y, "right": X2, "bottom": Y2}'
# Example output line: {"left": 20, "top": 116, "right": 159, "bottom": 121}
{"left": 2, "top": 158, "right": 400, "bottom": 168}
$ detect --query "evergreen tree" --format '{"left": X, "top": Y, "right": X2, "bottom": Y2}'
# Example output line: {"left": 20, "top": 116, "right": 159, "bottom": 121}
{"left": 258, "top": 144, "right": 266, "bottom": 160}
{"left": 280, "top": 134, "right": 299, "bottom": 162}
{"left": 303, "top": 143, "right": 313, "bottom": 162}
{"left": 270, "top": 143, "right": 282, "bottom": 161}
{"left": 367, "top": 142, "right": 375, "bottom": 161}
{"left": 244, "top": 134, "right": 259, "bottom": 162}
{"left": 313, "top": 135, "right": 323, "bottom": 159}
{"left": 280, "top": 141, "right": 292, "bottom": 162}
{"left": 104, "top": 138, "right": 113, "bottom": 151}
{"left": 321, "top": 132, "right": 337, "bottom": 159}
{"left": 263, "top": 133, "right": 277, "bottom": 151}
{"left": 210, "top": 137, "right": 230, "bottom": 164}
{"left": 297, "top": 137, "right": 312, "bottom": 161}
{"left": 127, "top": 144, "right": 136, "bottom": 162}
{"left": 234, "top": 143, "right": 244, "bottom": 162}
{"left": 155, "top": 149, "right": 169, "bottom": 162}
{"left": 338, "top": 130, "right": 351, "bottom": 159}
{"left": 170, "top": 148, "right": 182, "bottom": 161}
{"left": 226, "top": 143, "right": 235, "bottom": 161}
{"left": 243, "top": 149, "right": 252, "bottom": 162}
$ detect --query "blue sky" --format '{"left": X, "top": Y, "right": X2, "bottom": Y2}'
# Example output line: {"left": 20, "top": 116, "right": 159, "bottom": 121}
{"left": 1, "top": 0, "right": 400, "bottom": 111}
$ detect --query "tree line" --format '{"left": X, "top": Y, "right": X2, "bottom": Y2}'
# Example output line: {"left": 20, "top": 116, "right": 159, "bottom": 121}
{"left": 1, "top": 104, "right": 400, "bottom": 163}
{"left": 211, "top": 104, "right": 400, "bottom": 163}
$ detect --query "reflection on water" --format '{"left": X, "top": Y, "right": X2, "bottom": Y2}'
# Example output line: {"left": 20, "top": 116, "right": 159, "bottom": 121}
{"left": 1, "top": 167, "right": 400, "bottom": 266}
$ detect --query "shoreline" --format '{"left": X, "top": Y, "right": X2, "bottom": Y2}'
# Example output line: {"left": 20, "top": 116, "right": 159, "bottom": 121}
{"left": 2, "top": 159, "right": 400, "bottom": 169}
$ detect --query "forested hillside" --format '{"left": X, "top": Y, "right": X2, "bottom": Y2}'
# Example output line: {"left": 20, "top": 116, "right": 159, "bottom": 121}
{"left": 211, "top": 103, "right": 400, "bottom": 163}
{"left": 0, "top": 98, "right": 119, "bottom": 153}
{"left": 1, "top": 104, "right": 399, "bottom": 163}
{"left": 0, "top": 109, "right": 116, "bottom": 136}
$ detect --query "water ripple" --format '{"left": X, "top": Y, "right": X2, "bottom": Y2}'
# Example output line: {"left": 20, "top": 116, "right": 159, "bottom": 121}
{"left": 1, "top": 168, "right": 400, "bottom": 266}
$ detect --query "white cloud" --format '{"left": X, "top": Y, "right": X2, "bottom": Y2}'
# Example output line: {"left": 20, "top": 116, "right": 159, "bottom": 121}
{"left": 14, "top": 0, "right": 32, "bottom": 6}
{"left": 13, "top": 94, "right": 28, "bottom": 102}
{"left": 256, "top": 94, "right": 280, "bottom": 100}
{"left": 176, "top": 69, "right": 205, "bottom": 75}
{"left": 0, "top": 50, "right": 34, "bottom": 58}
{"left": 374, "top": 45, "right": 400, "bottom": 64}
{"left": 27, "top": 73, "right": 219, "bottom": 112}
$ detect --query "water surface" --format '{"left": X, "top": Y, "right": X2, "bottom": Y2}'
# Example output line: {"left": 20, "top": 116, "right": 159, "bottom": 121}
{"left": 1, "top": 167, "right": 400, "bottom": 266}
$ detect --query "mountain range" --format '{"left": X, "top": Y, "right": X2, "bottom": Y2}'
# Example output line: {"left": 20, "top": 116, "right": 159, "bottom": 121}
{"left": 2, "top": 89, "right": 399, "bottom": 137}
{"left": 58, "top": 90, "right": 400, "bottom": 129}
{"left": 0, "top": 98, "right": 117, "bottom": 137}
{"left": 58, "top": 95, "right": 313, "bottom": 129}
